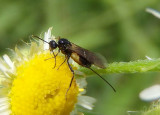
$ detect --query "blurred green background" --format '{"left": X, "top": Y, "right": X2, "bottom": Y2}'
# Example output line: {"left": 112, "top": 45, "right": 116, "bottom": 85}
{"left": 1, "top": 0, "right": 160, "bottom": 115}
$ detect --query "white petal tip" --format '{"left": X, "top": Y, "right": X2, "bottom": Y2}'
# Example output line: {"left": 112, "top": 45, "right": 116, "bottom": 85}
{"left": 3, "top": 55, "right": 14, "bottom": 69}
{"left": 78, "top": 96, "right": 96, "bottom": 110}
{"left": 145, "top": 56, "right": 152, "bottom": 60}
{"left": 139, "top": 84, "right": 160, "bottom": 102}
{"left": 146, "top": 8, "right": 160, "bottom": 19}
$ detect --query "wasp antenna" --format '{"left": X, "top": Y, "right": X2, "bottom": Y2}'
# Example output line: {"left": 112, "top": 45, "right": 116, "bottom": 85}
{"left": 88, "top": 68, "right": 116, "bottom": 92}
{"left": 32, "top": 35, "right": 49, "bottom": 44}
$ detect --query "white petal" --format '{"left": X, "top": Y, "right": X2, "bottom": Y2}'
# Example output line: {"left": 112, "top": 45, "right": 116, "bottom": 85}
{"left": 70, "top": 109, "right": 77, "bottom": 115}
{"left": 15, "top": 47, "right": 24, "bottom": 60}
{"left": 75, "top": 70, "right": 85, "bottom": 76}
{"left": 44, "top": 42, "right": 49, "bottom": 50}
{"left": 0, "top": 110, "right": 10, "bottom": 115}
{"left": 78, "top": 96, "right": 96, "bottom": 110}
{"left": 0, "top": 64, "right": 7, "bottom": 72}
{"left": 145, "top": 56, "right": 152, "bottom": 60}
{"left": 44, "top": 27, "right": 52, "bottom": 50}
{"left": 51, "top": 35, "right": 56, "bottom": 41}
{"left": 3, "top": 55, "right": 14, "bottom": 70}
{"left": 139, "top": 84, "right": 160, "bottom": 101}
{"left": 76, "top": 78, "right": 87, "bottom": 88}
{"left": 0, "top": 98, "right": 8, "bottom": 104}
{"left": 3, "top": 73, "right": 10, "bottom": 78}
{"left": 78, "top": 103, "right": 93, "bottom": 110}
{"left": 44, "top": 27, "right": 52, "bottom": 42}
{"left": 0, "top": 64, "right": 10, "bottom": 78}
{"left": 30, "top": 42, "right": 39, "bottom": 56}
{"left": 0, "top": 105, "right": 9, "bottom": 112}
{"left": 146, "top": 8, "right": 160, "bottom": 19}
{"left": 0, "top": 103, "right": 7, "bottom": 107}
{"left": 127, "top": 111, "right": 139, "bottom": 115}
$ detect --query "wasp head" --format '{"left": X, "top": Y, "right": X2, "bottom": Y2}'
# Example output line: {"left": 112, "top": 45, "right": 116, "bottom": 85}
{"left": 49, "top": 40, "right": 58, "bottom": 51}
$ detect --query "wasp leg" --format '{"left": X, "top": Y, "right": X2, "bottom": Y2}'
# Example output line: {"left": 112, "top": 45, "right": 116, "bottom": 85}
{"left": 52, "top": 52, "right": 57, "bottom": 69}
{"left": 57, "top": 55, "right": 67, "bottom": 70}
{"left": 55, "top": 49, "right": 60, "bottom": 57}
{"left": 52, "top": 49, "right": 60, "bottom": 69}
{"left": 45, "top": 51, "right": 57, "bottom": 69}
{"left": 65, "top": 56, "right": 74, "bottom": 99}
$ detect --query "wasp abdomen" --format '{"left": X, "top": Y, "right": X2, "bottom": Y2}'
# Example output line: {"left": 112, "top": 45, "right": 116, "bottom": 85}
{"left": 71, "top": 52, "right": 91, "bottom": 68}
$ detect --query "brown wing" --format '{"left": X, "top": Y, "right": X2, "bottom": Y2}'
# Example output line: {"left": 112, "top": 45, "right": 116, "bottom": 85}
{"left": 68, "top": 43, "right": 107, "bottom": 68}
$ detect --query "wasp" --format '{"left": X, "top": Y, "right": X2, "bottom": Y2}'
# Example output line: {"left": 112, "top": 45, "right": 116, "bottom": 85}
{"left": 32, "top": 35, "right": 116, "bottom": 95}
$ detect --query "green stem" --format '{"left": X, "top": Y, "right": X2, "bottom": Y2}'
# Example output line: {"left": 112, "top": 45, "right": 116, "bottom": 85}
{"left": 79, "top": 58, "right": 160, "bottom": 75}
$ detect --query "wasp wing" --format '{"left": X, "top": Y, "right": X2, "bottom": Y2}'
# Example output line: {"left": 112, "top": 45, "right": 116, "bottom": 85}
{"left": 68, "top": 43, "right": 107, "bottom": 68}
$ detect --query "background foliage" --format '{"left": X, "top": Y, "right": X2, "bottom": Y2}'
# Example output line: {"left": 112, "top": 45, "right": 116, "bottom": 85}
{"left": 1, "top": 0, "right": 160, "bottom": 115}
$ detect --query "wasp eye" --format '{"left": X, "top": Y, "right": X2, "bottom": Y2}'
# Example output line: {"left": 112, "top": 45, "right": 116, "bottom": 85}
{"left": 49, "top": 40, "right": 58, "bottom": 50}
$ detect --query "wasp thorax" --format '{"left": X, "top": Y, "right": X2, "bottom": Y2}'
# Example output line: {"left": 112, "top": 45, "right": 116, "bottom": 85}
{"left": 58, "top": 38, "right": 70, "bottom": 44}
{"left": 58, "top": 38, "right": 71, "bottom": 50}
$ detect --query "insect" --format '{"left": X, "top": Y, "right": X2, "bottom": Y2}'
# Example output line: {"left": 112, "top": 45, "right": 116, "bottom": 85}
{"left": 32, "top": 35, "right": 116, "bottom": 95}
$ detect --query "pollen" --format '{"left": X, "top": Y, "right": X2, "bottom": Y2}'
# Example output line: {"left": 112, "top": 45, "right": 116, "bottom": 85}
{"left": 9, "top": 52, "right": 79, "bottom": 115}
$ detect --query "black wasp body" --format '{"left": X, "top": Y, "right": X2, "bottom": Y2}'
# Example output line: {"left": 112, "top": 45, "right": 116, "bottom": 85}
{"left": 49, "top": 38, "right": 92, "bottom": 69}
{"left": 32, "top": 36, "right": 116, "bottom": 94}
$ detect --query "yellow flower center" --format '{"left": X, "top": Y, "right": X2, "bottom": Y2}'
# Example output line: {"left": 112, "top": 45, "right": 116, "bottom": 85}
{"left": 10, "top": 52, "right": 79, "bottom": 115}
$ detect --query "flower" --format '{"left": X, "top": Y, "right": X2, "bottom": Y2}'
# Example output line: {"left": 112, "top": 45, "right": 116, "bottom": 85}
{"left": 0, "top": 27, "right": 96, "bottom": 115}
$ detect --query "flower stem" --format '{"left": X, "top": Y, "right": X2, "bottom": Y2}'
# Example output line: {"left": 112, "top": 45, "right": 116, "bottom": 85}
{"left": 79, "top": 59, "right": 160, "bottom": 75}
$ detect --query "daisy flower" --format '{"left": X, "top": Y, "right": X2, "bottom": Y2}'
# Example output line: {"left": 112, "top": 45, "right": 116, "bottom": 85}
{"left": 0, "top": 27, "right": 96, "bottom": 115}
